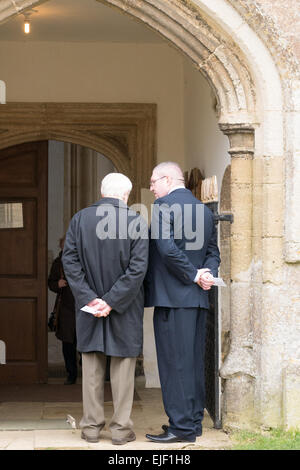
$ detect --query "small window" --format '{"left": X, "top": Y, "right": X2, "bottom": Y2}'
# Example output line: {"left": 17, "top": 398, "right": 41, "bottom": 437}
{"left": 0, "top": 202, "right": 24, "bottom": 229}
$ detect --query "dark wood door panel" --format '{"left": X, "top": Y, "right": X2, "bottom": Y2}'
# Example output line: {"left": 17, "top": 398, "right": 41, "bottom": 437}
{"left": 0, "top": 141, "right": 48, "bottom": 384}
{"left": 0, "top": 143, "right": 38, "bottom": 187}
{"left": 0, "top": 298, "right": 37, "bottom": 361}
{"left": 0, "top": 279, "right": 38, "bottom": 297}
{"left": 0, "top": 199, "right": 37, "bottom": 276}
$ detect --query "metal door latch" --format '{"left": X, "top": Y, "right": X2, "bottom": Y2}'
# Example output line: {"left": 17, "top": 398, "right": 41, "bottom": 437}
{"left": 214, "top": 213, "right": 234, "bottom": 224}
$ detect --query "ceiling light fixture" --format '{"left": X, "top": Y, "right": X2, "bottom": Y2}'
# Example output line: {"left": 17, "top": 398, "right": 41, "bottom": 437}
{"left": 24, "top": 18, "right": 30, "bottom": 34}
{"left": 22, "top": 9, "right": 37, "bottom": 35}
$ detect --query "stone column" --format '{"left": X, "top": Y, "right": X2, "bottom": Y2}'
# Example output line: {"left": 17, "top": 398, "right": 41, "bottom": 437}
{"left": 219, "top": 124, "right": 256, "bottom": 429}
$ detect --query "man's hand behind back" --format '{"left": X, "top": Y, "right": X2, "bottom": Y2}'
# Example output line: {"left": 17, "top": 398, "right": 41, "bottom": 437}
{"left": 197, "top": 271, "right": 214, "bottom": 291}
{"left": 87, "top": 298, "right": 112, "bottom": 317}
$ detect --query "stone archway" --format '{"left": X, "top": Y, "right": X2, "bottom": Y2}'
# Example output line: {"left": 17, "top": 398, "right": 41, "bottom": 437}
{"left": 1, "top": 0, "right": 299, "bottom": 430}
{"left": 0, "top": 102, "right": 157, "bottom": 203}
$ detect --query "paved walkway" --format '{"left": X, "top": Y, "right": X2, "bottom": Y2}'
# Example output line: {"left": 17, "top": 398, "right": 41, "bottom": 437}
{"left": 0, "top": 378, "right": 232, "bottom": 450}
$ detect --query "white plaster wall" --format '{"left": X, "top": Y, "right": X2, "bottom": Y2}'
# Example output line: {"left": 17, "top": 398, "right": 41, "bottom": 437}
{"left": 183, "top": 57, "right": 230, "bottom": 196}
{"left": 0, "top": 40, "right": 185, "bottom": 166}
{"left": 140, "top": 188, "right": 159, "bottom": 388}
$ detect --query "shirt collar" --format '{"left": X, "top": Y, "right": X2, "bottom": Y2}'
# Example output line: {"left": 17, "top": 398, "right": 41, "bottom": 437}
{"left": 92, "top": 197, "right": 128, "bottom": 209}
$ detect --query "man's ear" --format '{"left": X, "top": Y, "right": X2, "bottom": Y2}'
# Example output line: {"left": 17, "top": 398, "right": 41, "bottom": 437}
{"left": 165, "top": 175, "right": 172, "bottom": 186}
{"left": 123, "top": 190, "right": 130, "bottom": 203}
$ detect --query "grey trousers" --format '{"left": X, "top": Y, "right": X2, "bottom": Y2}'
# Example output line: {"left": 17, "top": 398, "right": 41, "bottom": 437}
{"left": 80, "top": 352, "right": 136, "bottom": 438}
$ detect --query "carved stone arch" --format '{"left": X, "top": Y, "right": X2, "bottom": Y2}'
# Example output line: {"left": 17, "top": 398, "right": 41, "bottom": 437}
{"left": 0, "top": 130, "right": 129, "bottom": 175}
{"left": 47, "top": 132, "right": 130, "bottom": 176}
{"left": 97, "top": 0, "right": 256, "bottom": 124}
{"left": 0, "top": 102, "right": 157, "bottom": 203}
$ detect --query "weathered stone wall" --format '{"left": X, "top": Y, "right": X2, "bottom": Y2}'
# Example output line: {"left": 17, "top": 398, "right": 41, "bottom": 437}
{"left": 252, "top": 0, "right": 300, "bottom": 61}
{"left": 246, "top": 0, "right": 300, "bottom": 430}
{"left": 228, "top": 0, "right": 300, "bottom": 77}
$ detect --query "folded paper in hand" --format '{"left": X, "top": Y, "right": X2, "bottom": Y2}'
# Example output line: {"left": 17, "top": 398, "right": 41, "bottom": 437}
{"left": 213, "top": 277, "right": 226, "bottom": 287}
{"left": 81, "top": 305, "right": 98, "bottom": 314}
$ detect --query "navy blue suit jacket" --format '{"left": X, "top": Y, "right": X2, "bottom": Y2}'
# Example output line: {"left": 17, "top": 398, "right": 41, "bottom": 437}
{"left": 144, "top": 188, "right": 220, "bottom": 309}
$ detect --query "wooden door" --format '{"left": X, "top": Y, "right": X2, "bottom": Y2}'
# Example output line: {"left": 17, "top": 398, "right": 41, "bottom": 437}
{"left": 0, "top": 141, "right": 48, "bottom": 384}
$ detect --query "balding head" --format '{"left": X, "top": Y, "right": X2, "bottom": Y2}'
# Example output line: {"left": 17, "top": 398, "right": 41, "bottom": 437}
{"left": 150, "top": 161, "right": 185, "bottom": 199}
{"left": 154, "top": 162, "right": 184, "bottom": 181}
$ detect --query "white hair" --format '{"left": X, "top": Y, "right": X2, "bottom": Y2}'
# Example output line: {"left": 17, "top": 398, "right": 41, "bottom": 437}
{"left": 101, "top": 173, "right": 132, "bottom": 198}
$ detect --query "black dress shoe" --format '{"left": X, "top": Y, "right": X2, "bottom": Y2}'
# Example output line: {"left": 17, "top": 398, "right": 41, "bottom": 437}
{"left": 146, "top": 429, "right": 195, "bottom": 443}
{"left": 162, "top": 424, "right": 202, "bottom": 437}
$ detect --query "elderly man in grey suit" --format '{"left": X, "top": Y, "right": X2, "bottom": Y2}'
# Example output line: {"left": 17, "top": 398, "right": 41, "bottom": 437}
{"left": 62, "top": 173, "right": 149, "bottom": 445}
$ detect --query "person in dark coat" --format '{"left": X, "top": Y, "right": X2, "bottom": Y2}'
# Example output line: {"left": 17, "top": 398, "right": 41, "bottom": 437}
{"left": 144, "top": 162, "right": 221, "bottom": 444}
{"left": 62, "top": 173, "right": 149, "bottom": 445}
{"left": 48, "top": 236, "right": 77, "bottom": 385}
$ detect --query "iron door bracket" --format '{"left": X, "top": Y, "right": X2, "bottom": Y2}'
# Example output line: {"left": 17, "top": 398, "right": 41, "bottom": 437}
{"left": 214, "top": 213, "right": 234, "bottom": 224}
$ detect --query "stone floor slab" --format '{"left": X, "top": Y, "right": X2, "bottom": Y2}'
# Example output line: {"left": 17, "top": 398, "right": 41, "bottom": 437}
{"left": 0, "top": 378, "right": 232, "bottom": 450}
{"left": 0, "top": 431, "right": 35, "bottom": 450}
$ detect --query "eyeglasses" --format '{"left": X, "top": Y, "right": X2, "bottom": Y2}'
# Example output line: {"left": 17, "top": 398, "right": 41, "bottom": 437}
{"left": 149, "top": 175, "right": 167, "bottom": 188}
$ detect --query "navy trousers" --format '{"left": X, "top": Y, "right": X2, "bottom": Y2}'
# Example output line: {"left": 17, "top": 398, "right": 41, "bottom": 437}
{"left": 153, "top": 307, "right": 207, "bottom": 440}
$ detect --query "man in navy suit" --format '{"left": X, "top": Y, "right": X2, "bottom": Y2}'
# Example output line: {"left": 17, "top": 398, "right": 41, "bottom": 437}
{"left": 145, "top": 162, "right": 220, "bottom": 443}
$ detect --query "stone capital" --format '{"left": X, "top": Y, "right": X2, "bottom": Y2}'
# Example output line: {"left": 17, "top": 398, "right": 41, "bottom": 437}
{"left": 219, "top": 123, "right": 255, "bottom": 157}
